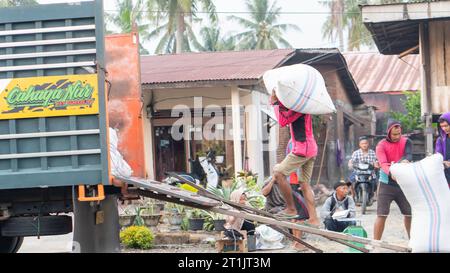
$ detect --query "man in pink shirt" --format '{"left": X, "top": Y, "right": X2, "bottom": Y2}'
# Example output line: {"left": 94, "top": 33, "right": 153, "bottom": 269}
{"left": 374, "top": 120, "right": 412, "bottom": 240}
{"left": 269, "top": 91, "right": 319, "bottom": 226}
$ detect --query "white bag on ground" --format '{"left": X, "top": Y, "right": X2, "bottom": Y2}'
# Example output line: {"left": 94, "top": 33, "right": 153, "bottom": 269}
{"left": 390, "top": 154, "right": 450, "bottom": 253}
{"left": 255, "top": 225, "right": 284, "bottom": 250}
{"left": 109, "top": 128, "right": 133, "bottom": 178}
{"left": 263, "top": 64, "right": 336, "bottom": 115}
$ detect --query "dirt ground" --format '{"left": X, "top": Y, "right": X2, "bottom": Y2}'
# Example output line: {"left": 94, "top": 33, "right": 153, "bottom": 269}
{"left": 124, "top": 203, "right": 410, "bottom": 253}
{"left": 19, "top": 202, "right": 410, "bottom": 253}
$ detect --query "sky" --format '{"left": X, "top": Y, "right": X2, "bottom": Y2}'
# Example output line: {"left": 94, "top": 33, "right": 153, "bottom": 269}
{"left": 37, "top": 0, "right": 374, "bottom": 53}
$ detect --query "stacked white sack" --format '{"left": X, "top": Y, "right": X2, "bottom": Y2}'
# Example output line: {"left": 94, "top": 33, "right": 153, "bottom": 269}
{"left": 109, "top": 128, "right": 133, "bottom": 178}
{"left": 263, "top": 64, "right": 336, "bottom": 115}
{"left": 390, "top": 154, "right": 450, "bottom": 253}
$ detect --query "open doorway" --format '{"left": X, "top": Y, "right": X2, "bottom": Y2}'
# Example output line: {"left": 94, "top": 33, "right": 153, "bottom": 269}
{"left": 154, "top": 126, "right": 186, "bottom": 181}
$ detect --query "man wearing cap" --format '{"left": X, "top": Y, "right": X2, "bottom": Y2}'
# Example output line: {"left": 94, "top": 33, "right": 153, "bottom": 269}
{"left": 320, "top": 181, "right": 356, "bottom": 232}
{"left": 374, "top": 119, "right": 412, "bottom": 240}
{"left": 348, "top": 136, "right": 379, "bottom": 199}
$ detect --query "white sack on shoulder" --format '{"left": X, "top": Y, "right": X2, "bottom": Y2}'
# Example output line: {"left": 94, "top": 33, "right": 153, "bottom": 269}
{"left": 109, "top": 128, "right": 133, "bottom": 178}
{"left": 263, "top": 64, "right": 336, "bottom": 115}
{"left": 390, "top": 154, "right": 450, "bottom": 253}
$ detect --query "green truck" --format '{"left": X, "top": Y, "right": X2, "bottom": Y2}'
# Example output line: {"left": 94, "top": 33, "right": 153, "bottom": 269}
{"left": 0, "top": 0, "right": 121, "bottom": 253}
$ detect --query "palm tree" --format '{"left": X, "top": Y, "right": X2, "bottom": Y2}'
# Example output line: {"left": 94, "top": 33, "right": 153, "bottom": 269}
{"left": 148, "top": 16, "right": 203, "bottom": 54}
{"left": 344, "top": 0, "right": 373, "bottom": 51}
{"left": 198, "top": 25, "right": 236, "bottom": 52}
{"left": 146, "top": 0, "right": 217, "bottom": 54}
{"left": 0, "top": 0, "right": 37, "bottom": 7}
{"left": 106, "top": 0, "right": 151, "bottom": 54}
{"left": 321, "top": 0, "right": 345, "bottom": 51}
{"left": 322, "top": 0, "right": 426, "bottom": 52}
{"left": 228, "top": 0, "right": 300, "bottom": 50}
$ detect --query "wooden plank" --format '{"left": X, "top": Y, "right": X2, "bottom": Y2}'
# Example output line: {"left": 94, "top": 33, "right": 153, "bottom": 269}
{"left": 430, "top": 21, "right": 446, "bottom": 86}
{"left": 445, "top": 22, "right": 450, "bottom": 85}
{"left": 115, "top": 176, "right": 221, "bottom": 207}
{"left": 211, "top": 207, "right": 411, "bottom": 253}
{"left": 143, "top": 173, "right": 411, "bottom": 252}
{"left": 269, "top": 225, "right": 323, "bottom": 253}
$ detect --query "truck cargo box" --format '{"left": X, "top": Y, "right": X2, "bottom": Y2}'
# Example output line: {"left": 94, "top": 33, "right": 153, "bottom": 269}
{"left": 0, "top": 0, "right": 109, "bottom": 190}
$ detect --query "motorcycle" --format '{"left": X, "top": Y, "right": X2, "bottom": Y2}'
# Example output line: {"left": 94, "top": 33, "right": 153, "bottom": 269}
{"left": 164, "top": 149, "right": 225, "bottom": 189}
{"left": 353, "top": 162, "right": 377, "bottom": 215}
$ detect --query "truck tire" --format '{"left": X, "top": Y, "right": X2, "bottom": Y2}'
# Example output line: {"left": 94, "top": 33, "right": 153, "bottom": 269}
{"left": 0, "top": 236, "right": 23, "bottom": 253}
{"left": 0, "top": 216, "right": 72, "bottom": 237}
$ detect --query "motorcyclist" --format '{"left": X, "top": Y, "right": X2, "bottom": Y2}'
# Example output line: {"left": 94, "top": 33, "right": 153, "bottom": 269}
{"left": 348, "top": 136, "right": 379, "bottom": 201}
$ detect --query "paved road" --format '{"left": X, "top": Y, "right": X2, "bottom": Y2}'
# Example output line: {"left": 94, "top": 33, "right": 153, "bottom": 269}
{"left": 19, "top": 234, "right": 73, "bottom": 253}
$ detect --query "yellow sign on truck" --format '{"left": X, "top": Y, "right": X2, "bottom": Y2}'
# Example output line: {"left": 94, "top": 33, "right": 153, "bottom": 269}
{"left": 0, "top": 74, "right": 99, "bottom": 120}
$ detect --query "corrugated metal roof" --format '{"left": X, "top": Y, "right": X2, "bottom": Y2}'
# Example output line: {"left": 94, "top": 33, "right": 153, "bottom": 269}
{"left": 344, "top": 52, "right": 420, "bottom": 93}
{"left": 140, "top": 49, "right": 295, "bottom": 85}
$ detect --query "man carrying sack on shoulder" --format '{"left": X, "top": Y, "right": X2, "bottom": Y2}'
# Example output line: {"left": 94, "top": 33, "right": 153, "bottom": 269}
{"left": 268, "top": 90, "right": 320, "bottom": 227}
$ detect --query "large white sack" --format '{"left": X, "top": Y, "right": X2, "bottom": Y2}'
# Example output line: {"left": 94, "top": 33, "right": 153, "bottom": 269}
{"left": 263, "top": 64, "right": 336, "bottom": 115}
{"left": 109, "top": 128, "right": 133, "bottom": 178}
{"left": 390, "top": 154, "right": 450, "bottom": 253}
{"left": 255, "top": 225, "right": 284, "bottom": 250}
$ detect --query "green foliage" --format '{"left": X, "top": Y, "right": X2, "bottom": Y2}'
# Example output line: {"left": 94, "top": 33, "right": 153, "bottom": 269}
{"left": 207, "top": 180, "right": 240, "bottom": 200}
{"left": 105, "top": 0, "right": 150, "bottom": 54}
{"left": 228, "top": 0, "right": 300, "bottom": 50}
{"left": 147, "top": 0, "right": 217, "bottom": 53}
{"left": 321, "top": 0, "right": 428, "bottom": 51}
{"left": 203, "top": 211, "right": 225, "bottom": 231}
{"left": 389, "top": 91, "right": 424, "bottom": 133}
{"left": 181, "top": 215, "right": 189, "bottom": 231}
{"left": 165, "top": 203, "right": 186, "bottom": 214}
{"left": 187, "top": 208, "right": 207, "bottom": 219}
{"left": 199, "top": 25, "right": 236, "bottom": 52}
{"left": 120, "top": 226, "right": 154, "bottom": 250}
{"left": 247, "top": 194, "right": 266, "bottom": 210}
{"left": 133, "top": 207, "right": 145, "bottom": 226}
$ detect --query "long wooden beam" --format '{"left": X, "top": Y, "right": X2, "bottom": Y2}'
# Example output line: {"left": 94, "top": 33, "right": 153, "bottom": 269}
{"left": 211, "top": 207, "right": 410, "bottom": 253}
{"left": 166, "top": 172, "right": 410, "bottom": 252}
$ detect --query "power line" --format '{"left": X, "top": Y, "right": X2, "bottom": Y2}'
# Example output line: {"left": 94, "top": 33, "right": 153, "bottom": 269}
{"left": 104, "top": 9, "right": 450, "bottom": 15}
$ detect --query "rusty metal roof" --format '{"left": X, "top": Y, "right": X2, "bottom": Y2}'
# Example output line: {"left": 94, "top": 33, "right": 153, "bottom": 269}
{"left": 140, "top": 49, "right": 295, "bottom": 86}
{"left": 344, "top": 52, "right": 420, "bottom": 93}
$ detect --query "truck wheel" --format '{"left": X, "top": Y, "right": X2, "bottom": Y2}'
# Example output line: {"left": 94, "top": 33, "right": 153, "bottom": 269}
{"left": 0, "top": 236, "right": 23, "bottom": 253}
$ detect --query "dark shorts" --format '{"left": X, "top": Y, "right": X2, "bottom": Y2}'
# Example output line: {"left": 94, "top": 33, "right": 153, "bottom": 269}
{"left": 291, "top": 184, "right": 301, "bottom": 194}
{"left": 377, "top": 182, "right": 412, "bottom": 217}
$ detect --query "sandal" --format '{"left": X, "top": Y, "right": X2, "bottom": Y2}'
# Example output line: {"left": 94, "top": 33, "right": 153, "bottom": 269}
{"left": 274, "top": 211, "right": 299, "bottom": 220}
{"left": 301, "top": 220, "right": 320, "bottom": 229}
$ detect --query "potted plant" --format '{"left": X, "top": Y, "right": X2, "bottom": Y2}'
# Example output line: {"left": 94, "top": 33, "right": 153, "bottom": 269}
{"left": 165, "top": 203, "right": 186, "bottom": 226}
{"left": 212, "top": 143, "right": 225, "bottom": 164}
{"left": 139, "top": 206, "right": 162, "bottom": 228}
{"left": 187, "top": 209, "right": 206, "bottom": 231}
{"left": 196, "top": 150, "right": 207, "bottom": 162}
{"left": 204, "top": 211, "right": 226, "bottom": 232}
{"left": 118, "top": 207, "right": 137, "bottom": 228}
{"left": 142, "top": 199, "right": 165, "bottom": 215}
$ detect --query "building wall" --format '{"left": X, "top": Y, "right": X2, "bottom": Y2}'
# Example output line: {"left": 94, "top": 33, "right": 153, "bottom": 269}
{"left": 428, "top": 20, "right": 450, "bottom": 114}
{"left": 106, "top": 33, "right": 146, "bottom": 178}
{"left": 275, "top": 64, "right": 361, "bottom": 186}
{"left": 362, "top": 92, "right": 409, "bottom": 134}
{"left": 142, "top": 86, "right": 268, "bottom": 182}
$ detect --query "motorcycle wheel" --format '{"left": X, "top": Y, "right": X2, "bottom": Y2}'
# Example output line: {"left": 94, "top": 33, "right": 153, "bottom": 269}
{"left": 361, "top": 184, "right": 369, "bottom": 215}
